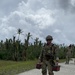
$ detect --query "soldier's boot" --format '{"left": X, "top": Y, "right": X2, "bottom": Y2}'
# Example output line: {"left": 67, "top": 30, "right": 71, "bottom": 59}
{"left": 65, "top": 60, "right": 67, "bottom": 63}
{"left": 65, "top": 62, "right": 69, "bottom": 64}
{"left": 42, "top": 73, "right": 47, "bottom": 75}
{"left": 49, "top": 72, "right": 54, "bottom": 75}
{"left": 42, "top": 69, "right": 47, "bottom": 75}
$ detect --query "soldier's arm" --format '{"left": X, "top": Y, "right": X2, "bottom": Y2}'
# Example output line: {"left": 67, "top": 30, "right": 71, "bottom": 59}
{"left": 39, "top": 43, "right": 46, "bottom": 62}
{"left": 53, "top": 45, "right": 59, "bottom": 61}
{"left": 39, "top": 49, "right": 43, "bottom": 62}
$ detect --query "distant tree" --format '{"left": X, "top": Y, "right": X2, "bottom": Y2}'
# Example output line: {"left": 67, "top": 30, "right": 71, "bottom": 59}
{"left": 22, "top": 32, "right": 32, "bottom": 60}
{"left": 34, "top": 37, "right": 39, "bottom": 46}
{"left": 17, "top": 28, "right": 23, "bottom": 41}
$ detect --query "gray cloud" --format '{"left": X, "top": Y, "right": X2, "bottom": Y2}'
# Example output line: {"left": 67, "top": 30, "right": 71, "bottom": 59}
{"left": 58, "top": 0, "right": 70, "bottom": 9}
{"left": 0, "top": 0, "right": 75, "bottom": 45}
{"left": 58, "top": 0, "right": 75, "bottom": 13}
{"left": 0, "top": 0, "right": 27, "bottom": 16}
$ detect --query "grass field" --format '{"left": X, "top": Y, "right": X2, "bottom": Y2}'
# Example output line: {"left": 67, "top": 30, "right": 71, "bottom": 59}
{"left": 0, "top": 60, "right": 38, "bottom": 75}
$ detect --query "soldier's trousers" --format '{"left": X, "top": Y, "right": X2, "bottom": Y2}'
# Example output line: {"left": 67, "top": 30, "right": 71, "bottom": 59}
{"left": 65, "top": 55, "right": 70, "bottom": 64}
{"left": 42, "top": 60, "right": 54, "bottom": 75}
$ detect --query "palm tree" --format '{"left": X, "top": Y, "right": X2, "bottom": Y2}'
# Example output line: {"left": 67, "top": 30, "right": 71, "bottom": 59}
{"left": 34, "top": 37, "right": 39, "bottom": 46}
{"left": 26, "top": 32, "right": 32, "bottom": 43}
{"left": 12, "top": 28, "right": 23, "bottom": 61}
{"left": 22, "top": 32, "right": 32, "bottom": 61}
{"left": 17, "top": 28, "right": 23, "bottom": 41}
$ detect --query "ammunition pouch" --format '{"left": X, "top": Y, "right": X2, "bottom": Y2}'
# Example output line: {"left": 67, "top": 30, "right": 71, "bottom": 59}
{"left": 40, "top": 58, "right": 43, "bottom": 62}
{"left": 45, "top": 53, "right": 54, "bottom": 61}
{"left": 51, "top": 60, "right": 55, "bottom": 66}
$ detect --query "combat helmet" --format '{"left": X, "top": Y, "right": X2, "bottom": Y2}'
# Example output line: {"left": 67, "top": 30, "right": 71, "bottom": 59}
{"left": 46, "top": 35, "right": 53, "bottom": 41}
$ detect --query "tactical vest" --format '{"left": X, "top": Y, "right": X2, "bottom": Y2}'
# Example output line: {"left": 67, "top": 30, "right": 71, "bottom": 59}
{"left": 43, "top": 43, "right": 55, "bottom": 61}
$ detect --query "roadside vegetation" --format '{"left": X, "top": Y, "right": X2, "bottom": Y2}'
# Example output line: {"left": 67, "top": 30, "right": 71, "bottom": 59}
{"left": 0, "top": 60, "right": 37, "bottom": 75}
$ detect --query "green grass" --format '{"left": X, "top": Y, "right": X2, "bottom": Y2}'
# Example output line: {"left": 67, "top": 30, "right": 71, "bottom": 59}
{"left": 0, "top": 60, "right": 38, "bottom": 75}
{"left": 0, "top": 59, "right": 66, "bottom": 75}
{"left": 59, "top": 59, "right": 66, "bottom": 63}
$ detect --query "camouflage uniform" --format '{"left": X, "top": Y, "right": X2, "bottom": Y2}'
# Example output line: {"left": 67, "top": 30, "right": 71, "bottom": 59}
{"left": 65, "top": 45, "right": 72, "bottom": 64}
{"left": 39, "top": 35, "right": 57, "bottom": 75}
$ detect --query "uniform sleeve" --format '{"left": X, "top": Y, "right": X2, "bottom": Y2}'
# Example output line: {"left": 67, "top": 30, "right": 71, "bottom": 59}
{"left": 53, "top": 45, "right": 59, "bottom": 60}
{"left": 39, "top": 49, "right": 43, "bottom": 62}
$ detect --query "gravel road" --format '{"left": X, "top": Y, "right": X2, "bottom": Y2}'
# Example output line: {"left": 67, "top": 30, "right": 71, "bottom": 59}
{"left": 17, "top": 59, "right": 75, "bottom": 75}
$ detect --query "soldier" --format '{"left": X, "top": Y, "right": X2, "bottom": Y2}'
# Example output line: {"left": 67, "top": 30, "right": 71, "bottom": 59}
{"left": 39, "top": 35, "right": 58, "bottom": 75}
{"left": 65, "top": 45, "right": 72, "bottom": 64}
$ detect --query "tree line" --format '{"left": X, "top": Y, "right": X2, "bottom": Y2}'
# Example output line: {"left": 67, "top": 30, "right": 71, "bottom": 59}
{"left": 0, "top": 28, "right": 75, "bottom": 61}
{"left": 0, "top": 28, "right": 43, "bottom": 61}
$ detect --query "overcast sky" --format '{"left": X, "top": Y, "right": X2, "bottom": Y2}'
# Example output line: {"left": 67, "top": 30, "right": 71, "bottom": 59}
{"left": 0, "top": 0, "right": 75, "bottom": 45}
